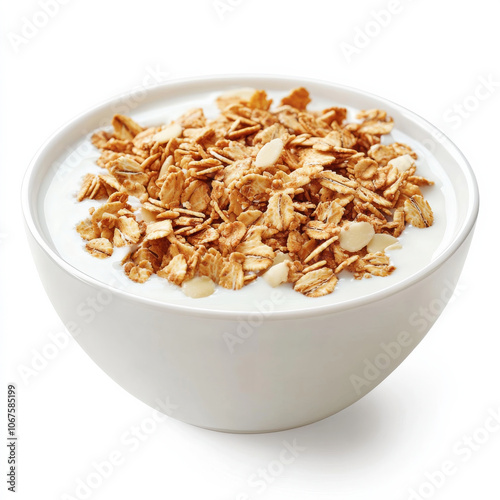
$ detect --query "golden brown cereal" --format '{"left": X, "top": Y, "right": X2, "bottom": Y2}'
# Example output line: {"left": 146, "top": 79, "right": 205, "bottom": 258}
{"left": 85, "top": 238, "right": 113, "bottom": 258}
{"left": 75, "top": 87, "right": 435, "bottom": 298}
{"left": 404, "top": 195, "right": 434, "bottom": 228}
{"left": 294, "top": 268, "right": 338, "bottom": 297}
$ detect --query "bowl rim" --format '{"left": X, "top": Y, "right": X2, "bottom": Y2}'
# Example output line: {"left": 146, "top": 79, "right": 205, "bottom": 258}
{"left": 21, "top": 74, "right": 480, "bottom": 319}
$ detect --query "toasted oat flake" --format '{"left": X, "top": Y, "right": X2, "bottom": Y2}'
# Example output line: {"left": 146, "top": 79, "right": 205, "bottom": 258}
{"left": 145, "top": 220, "right": 173, "bottom": 241}
{"left": 86, "top": 238, "right": 113, "bottom": 258}
{"left": 404, "top": 195, "right": 434, "bottom": 228}
{"left": 294, "top": 268, "right": 338, "bottom": 297}
{"left": 75, "top": 86, "right": 436, "bottom": 297}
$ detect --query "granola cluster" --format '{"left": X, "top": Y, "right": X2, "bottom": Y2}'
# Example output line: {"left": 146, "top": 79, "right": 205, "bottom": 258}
{"left": 75, "top": 87, "right": 434, "bottom": 298}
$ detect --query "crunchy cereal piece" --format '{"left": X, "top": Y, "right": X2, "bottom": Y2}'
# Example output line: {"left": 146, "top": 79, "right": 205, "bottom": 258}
{"left": 237, "top": 174, "right": 272, "bottom": 202}
{"left": 318, "top": 107, "right": 347, "bottom": 126}
{"left": 382, "top": 169, "right": 411, "bottom": 201}
{"left": 248, "top": 90, "right": 272, "bottom": 111}
{"left": 334, "top": 254, "right": 360, "bottom": 274}
{"left": 181, "top": 180, "right": 211, "bottom": 213}
{"left": 99, "top": 174, "right": 121, "bottom": 196}
{"left": 145, "top": 220, "right": 173, "bottom": 241}
{"left": 287, "top": 230, "right": 306, "bottom": 253}
{"left": 218, "top": 221, "right": 247, "bottom": 255}
{"left": 313, "top": 201, "right": 344, "bottom": 224}
{"left": 177, "top": 108, "right": 207, "bottom": 129}
{"left": 157, "top": 254, "right": 187, "bottom": 286}
{"left": 354, "top": 109, "right": 394, "bottom": 135}
{"left": 108, "top": 155, "right": 149, "bottom": 185}
{"left": 304, "top": 221, "right": 337, "bottom": 240}
{"left": 237, "top": 210, "right": 263, "bottom": 226}
{"left": 236, "top": 238, "right": 275, "bottom": 272}
{"left": 294, "top": 268, "right": 338, "bottom": 297}
{"left": 407, "top": 175, "right": 434, "bottom": 187}
{"left": 159, "top": 168, "right": 184, "bottom": 208}
{"left": 265, "top": 193, "right": 296, "bottom": 231}
{"left": 302, "top": 260, "right": 327, "bottom": 274}
{"left": 85, "top": 238, "right": 113, "bottom": 258}
{"left": 76, "top": 219, "right": 99, "bottom": 241}
{"left": 316, "top": 171, "right": 357, "bottom": 195}
{"left": 390, "top": 207, "right": 406, "bottom": 238}
{"left": 286, "top": 165, "right": 323, "bottom": 190}
{"left": 124, "top": 261, "right": 153, "bottom": 283}
{"left": 299, "top": 148, "right": 336, "bottom": 167}
{"left": 77, "top": 174, "right": 101, "bottom": 201}
{"left": 216, "top": 88, "right": 255, "bottom": 110}
{"left": 115, "top": 216, "right": 142, "bottom": 245}
{"left": 353, "top": 158, "right": 386, "bottom": 190}
{"left": 368, "top": 143, "right": 417, "bottom": 166}
{"left": 356, "top": 186, "right": 393, "bottom": 208}
{"left": 227, "top": 125, "right": 261, "bottom": 140}
{"left": 218, "top": 253, "right": 245, "bottom": 290}
{"left": 404, "top": 195, "right": 434, "bottom": 228}
{"left": 75, "top": 87, "right": 435, "bottom": 298}
{"left": 198, "top": 249, "right": 224, "bottom": 282}
{"left": 91, "top": 130, "right": 113, "bottom": 149}
{"left": 111, "top": 114, "right": 143, "bottom": 140}
{"left": 280, "top": 87, "right": 311, "bottom": 111}
{"left": 188, "top": 227, "right": 219, "bottom": 246}
{"left": 354, "top": 252, "right": 395, "bottom": 278}
{"left": 303, "top": 234, "right": 339, "bottom": 264}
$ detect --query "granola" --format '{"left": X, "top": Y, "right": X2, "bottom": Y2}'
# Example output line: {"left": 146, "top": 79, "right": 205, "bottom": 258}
{"left": 75, "top": 87, "right": 435, "bottom": 298}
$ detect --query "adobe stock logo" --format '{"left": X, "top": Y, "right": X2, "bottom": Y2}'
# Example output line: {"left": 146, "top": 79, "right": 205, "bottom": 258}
{"left": 350, "top": 331, "right": 413, "bottom": 395}
{"left": 339, "top": 0, "right": 410, "bottom": 63}
{"left": 212, "top": 0, "right": 244, "bottom": 21}
{"left": 408, "top": 406, "right": 500, "bottom": 500}
{"left": 442, "top": 74, "right": 499, "bottom": 130}
{"left": 7, "top": 0, "right": 73, "bottom": 53}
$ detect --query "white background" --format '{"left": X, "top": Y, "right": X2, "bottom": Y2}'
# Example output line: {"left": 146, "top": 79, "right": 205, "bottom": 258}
{"left": 1, "top": 0, "right": 498, "bottom": 499}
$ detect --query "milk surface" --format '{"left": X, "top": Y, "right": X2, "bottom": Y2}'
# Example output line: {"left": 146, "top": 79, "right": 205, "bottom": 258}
{"left": 43, "top": 91, "right": 456, "bottom": 313}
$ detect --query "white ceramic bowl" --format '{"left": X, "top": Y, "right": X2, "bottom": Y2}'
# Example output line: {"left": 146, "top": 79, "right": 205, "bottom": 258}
{"left": 22, "top": 76, "right": 479, "bottom": 432}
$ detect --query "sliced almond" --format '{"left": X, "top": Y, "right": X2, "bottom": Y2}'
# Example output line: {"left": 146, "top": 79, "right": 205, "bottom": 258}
{"left": 339, "top": 222, "right": 375, "bottom": 252}
{"left": 255, "top": 138, "right": 284, "bottom": 169}
{"left": 263, "top": 261, "right": 289, "bottom": 288}
{"left": 388, "top": 154, "right": 415, "bottom": 173}
{"left": 272, "top": 252, "right": 292, "bottom": 266}
{"left": 182, "top": 276, "right": 215, "bottom": 298}
{"left": 141, "top": 208, "right": 157, "bottom": 223}
{"left": 367, "top": 233, "right": 400, "bottom": 253}
{"left": 151, "top": 123, "right": 183, "bottom": 144}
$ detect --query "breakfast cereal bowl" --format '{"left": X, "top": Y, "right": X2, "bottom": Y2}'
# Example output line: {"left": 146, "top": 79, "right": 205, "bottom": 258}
{"left": 22, "top": 76, "right": 479, "bottom": 432}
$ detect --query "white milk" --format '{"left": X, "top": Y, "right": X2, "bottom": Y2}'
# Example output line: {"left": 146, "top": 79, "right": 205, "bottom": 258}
{"left": 43, "top": 92, "right": 456, "bottom": 313}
